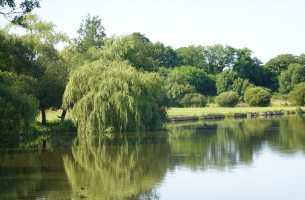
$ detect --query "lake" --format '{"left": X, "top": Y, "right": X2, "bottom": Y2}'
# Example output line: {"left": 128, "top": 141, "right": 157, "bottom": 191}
{"left": 1, "top": 116, "right": 305, "bottom": 200}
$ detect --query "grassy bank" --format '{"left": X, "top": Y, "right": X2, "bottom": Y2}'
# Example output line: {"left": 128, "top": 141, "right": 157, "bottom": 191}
{"left": 34, "top": 110, "right": 76, "bottom": 134}
{"left": 167, "top": 105, "right": 304, "bottom": 118}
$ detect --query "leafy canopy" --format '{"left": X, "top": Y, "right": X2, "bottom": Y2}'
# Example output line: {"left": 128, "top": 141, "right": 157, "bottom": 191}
{"left": 0, "top": 0, "right": 40, "bottom": 24}
{"left": 63, "top": 59, "right": 167, "bottom": 135}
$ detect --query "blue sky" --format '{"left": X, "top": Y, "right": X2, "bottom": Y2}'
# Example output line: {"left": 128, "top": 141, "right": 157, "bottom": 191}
{"left": 3, "top": 0, "right": 305, "bottom": 63}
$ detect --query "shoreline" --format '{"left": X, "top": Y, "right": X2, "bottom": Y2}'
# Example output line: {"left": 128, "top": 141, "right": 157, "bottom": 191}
{"left": 167, "top": 108, "right": 304, "bottom": 122}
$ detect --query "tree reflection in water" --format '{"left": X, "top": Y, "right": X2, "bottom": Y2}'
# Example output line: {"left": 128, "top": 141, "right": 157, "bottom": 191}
{"left": 63, "top": 134, "right": 170, "bottom": 199}
{"left": 1, "top": 116, "right": 305, "bottom": 199}
{"left": 167, "top": 117, "right": 305, "bottom": 171}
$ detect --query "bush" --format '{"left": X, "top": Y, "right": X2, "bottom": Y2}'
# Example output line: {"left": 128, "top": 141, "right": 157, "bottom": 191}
{"left": 215, "top": 91, "right": 239, "bottom": 107}
{"left": 244, "top": 86, "right": 271, "bottom": 107}
{"left": 288, "top": 82, "right": 305, "bottom": 106}
{"left": 180, "top": 92, "right": 207, "bottom": 107}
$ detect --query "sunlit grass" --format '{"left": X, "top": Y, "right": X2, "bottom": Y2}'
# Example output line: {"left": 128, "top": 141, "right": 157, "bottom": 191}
{"left": 36, "top": 110, "right": 72, "bottom": 122}
{"left": 167, "top": 104, "right": 304, "bottom": 118}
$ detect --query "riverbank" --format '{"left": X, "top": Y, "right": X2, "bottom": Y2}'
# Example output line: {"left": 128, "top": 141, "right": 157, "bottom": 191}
{"left": 35, "top": 106, "right": 304, "bottom": 133}
{"left": 167, "top": 106, "right": 304, "bottom": 122}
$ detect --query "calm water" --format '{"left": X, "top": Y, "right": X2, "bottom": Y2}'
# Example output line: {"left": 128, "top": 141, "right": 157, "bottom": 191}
{"left": 1, "top": 116, "right": 305, "bottom": 200}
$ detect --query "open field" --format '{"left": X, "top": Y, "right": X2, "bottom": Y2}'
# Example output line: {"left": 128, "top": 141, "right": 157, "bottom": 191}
{"left": 167, "top": 105, "right": 304, "bottom": 118}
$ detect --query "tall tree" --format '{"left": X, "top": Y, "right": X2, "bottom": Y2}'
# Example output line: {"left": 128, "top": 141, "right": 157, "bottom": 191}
{"left": 278, "top": 63, "right": 305, "bottom": 94}
{"left": 178, "top": 66, "right": 216, "bottom": 96}
{"left": 264, "top": 54, "right": 297, "bottom": 76}
{"left": 7, "top": 14, "right": 68, "bottom": 124}
{"left": 202, "top": 44, "right": 236, "bottom": 74}
{"left": 233, "top": 48, "right": 265, "bottom": 86}
{"left": 264, "top": 54, "right": 299, "bottom": 92}
{"left": 176, "top": 45, "right": 206, "bottom": 69}
{"left": 74, "top": 14, "right": 106, "bottom": 53}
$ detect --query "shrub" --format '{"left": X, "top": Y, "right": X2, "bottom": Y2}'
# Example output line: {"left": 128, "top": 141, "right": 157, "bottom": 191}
{"left": 215, "top": 91, "right": 239, "bottom": 107}
{"left": 180, "top": 92, "right": 207, "bottom": 107}
{"left": 244, "top": 86, "right": 271, "bottom": 107}
{"left": 288, "top": 82, "right": 305, "bottom": 106}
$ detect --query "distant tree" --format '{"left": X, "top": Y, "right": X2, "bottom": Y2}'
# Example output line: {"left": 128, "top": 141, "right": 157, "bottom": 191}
{"left": 202, "top": 44, "right": 236, "bottom": 74}
{"left": 176, "top": 45, "right": 206, "bottom": 69}
{"left": 63, "top": 60, "right": 167, "bottom": 134}
{"left": 296, "top": 54, "right": 305, "bottom": 65}
{"left": 152, "top": 42, "right": 179, "bottom": 68}
{"left": 231, "top": 78, "right": 253, "bottom": 100}
{"left": 288, "top": 82, "right": 305, "bottom": 106}
{"left": 0, "top": 0, "right": 40, "bottom": 24}
{"left": 180, "top": 92, "right": 207, "bottom": 107}
{"left": 178, "top": 66, "right": 216, "bottom": 96}
{"left": 233, "top": 48, "right": 265, "bottom": 86}
{"left": 74, "top": 14, "right": 106, "bottom": 53}
{"left": 263, "top": 54, "right": 297, "bottom": 91}
{"left": 216, "top": 70, "right": 238, "bottom": 95}
{"left": 279, "top": 64, "right": 305, "bottom": 94}
{"left": 264, "top": 54, "right": 297, "bottom": 76}
{"left": 215, "top": 91, "right": 239, "bottom": 107}
{"left": 99, "top": 33, "right": 178, "bottom": 71}
{"left": 163, "top": 68, "right": 195, "bottom": 107}
{"left": 244, "top": 86, "right": 271, "bottom": 107}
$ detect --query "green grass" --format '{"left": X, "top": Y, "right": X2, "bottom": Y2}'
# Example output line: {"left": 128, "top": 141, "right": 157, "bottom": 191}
{"left": 35, "top": 110, "right": 76, "bottom": 134}
{"left": 167, "top": 105, "right": 304, "bottom": 118}
{"left": 36, "top": 110, "right": 72, "bottom": 123}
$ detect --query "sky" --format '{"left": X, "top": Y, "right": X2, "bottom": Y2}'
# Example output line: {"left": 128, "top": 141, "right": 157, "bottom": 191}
{"left": 3, "top": 0, "right": 305, "bottom": 63}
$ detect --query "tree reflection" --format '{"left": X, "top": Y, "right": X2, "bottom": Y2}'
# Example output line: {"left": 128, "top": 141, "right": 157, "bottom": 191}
{"left": 167, "top": 118, "right": 283, "bottom": 171}
{"left": 0, "top": 150, "right": 41, "bottom": 200}
{"left": 63, "top": 135, "right": 170, "bottom": 199}
{"left": 270, "top": 117, "right": 305, "bottom": 153}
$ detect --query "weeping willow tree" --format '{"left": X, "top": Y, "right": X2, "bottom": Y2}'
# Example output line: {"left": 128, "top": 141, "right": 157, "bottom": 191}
{"left": 63, "top": 59, "right": 167, "bottom": 135}
{"left": 63, "top": 137, "right": 170, "bottom": 199}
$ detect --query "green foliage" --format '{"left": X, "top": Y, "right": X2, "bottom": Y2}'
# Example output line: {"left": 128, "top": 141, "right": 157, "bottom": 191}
{"left": 278, "top": 63, "right": 305, "bottom": 94}
{"left": 0, "top": 71, "right": 39, "bottom": 136}
{"left": 176, "top": 44, "right": 236, "bottom": 74}
{"left": 63, "top": 60, "right": 167, "bottom": 135}
{"left": 295, "top": 106, "right": 303, "bottom": 117}
{"left": 232, "top": 78, "right": 253, "bottom": 99}
{"left": 216, "top": 70, "right": 238, "bottom": 95}
{"left": 0, "top": 29, "right": 40, "bottom": 77}
{"left": 264, "top": 54, "right": 297, "bottom": 76}
{"left": 244, "top": 86, "right": 271, "bottom": 107}
{"left": 161, "top": 68, "right": 195, "bottom": 107}
{"left": 74, "top": 14, "right": 106, "bottom": 53}
{"left": 178, "top": 66, "right": 216, "bottom": 96}
{"left": 233, "top": 48, "right": 265, "bottom": 86}
{"left": 288, "top": 82, "right": 305, "bottom": 106}
{"left": 0, "top": 0, "right": 40, "bottom": 24}
{"left": 7, "top": 15, "right": 69, "bottom": 123}
{"left": 215, "top": 91, "right": 239, "bottom": 107}
{"left": 263, "top": 54, "right": 298, "bottom": 92}
{"left": 180, "top": 93, "right": 207, "bottom": 107}
{"left": 202, "top": 44, "right": 236, "bottom": 74}
{"left": 176, "top": 45, "right": 206, "bottom": 68}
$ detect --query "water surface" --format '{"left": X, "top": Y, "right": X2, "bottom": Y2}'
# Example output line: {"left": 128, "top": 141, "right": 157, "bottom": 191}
{"left": 1, "top": 116, "right": 305, "bottom": 199}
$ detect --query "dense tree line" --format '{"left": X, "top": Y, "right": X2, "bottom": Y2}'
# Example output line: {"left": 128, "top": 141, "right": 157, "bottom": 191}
{"left": 1, "top": 13, "right": 305, "bottom": 135}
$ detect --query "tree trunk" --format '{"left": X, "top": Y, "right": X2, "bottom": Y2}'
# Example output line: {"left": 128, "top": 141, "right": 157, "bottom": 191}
{"left": 41, "top": 108, "right": 46, "bottom": 125}
{"left": 60, "top": 109, "right": 67, "bottom": 122}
